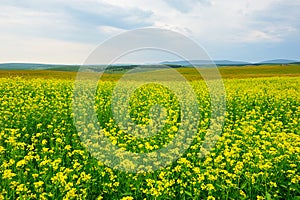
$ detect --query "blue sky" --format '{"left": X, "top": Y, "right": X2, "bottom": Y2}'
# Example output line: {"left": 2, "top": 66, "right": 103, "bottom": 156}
{"left": 0, "top": 0, "right": 299, "bottom": 64}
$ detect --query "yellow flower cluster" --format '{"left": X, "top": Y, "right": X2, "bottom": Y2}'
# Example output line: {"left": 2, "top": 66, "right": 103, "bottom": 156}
{"left": 0, "top": 76, "right": 299, "bottom": 199}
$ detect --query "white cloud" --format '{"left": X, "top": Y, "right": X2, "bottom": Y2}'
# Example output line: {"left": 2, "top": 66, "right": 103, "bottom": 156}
{"left": 97, "top": 26, "right": 126, "bottom": 35}
{"left": 0, "top": 33, "right": 94, "bottom": 64}
{"left": 242, "top": 30, "right": 282, "bottom": 43}
{"left": 161, "top": 0, "right": 212, "bottom": 13}
{"left": 0, "top": 0, "right": 299, "bottom": 63}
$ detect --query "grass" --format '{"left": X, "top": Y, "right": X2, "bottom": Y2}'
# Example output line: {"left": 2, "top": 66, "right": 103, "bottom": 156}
{"left": 0, "top": 64, "right": 299, "bottom": 81}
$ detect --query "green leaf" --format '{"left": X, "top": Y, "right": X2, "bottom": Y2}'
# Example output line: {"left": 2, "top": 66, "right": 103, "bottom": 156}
{"left": 185, "top": 191, "right": 193, "bottom": 197}
{"left": 266, "top": 192, "right": 271, "bottom": 200}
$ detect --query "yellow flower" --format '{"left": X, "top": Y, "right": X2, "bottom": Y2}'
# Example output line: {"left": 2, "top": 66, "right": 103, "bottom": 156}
{"left": 64, "top": 145, "right": 72, "bottom": 151}
{"left": 240, "top": 190, "right": 246, "bottom": 197}
{"left": 65, "top": 182, "right": 74, "bottom": 191}
{"left": 206, "top": 184, "right": 215, "bottom": 191}
{"left": 32, "top": 173, "right": 39, "bottom": 179}
{"left": 34, "top": 181, "right": 44, "bottom": 188}
{"left": 47, "top": 124, "right": 53, "bottom": 129}
{"left": 257, "top": 195, "right": 264, "bottom": 200}
{"left": 0, "top": 146, "right": 5, "bottom": 154}
{"left": 51, "top": 172, "right": 67, "bottom": 185}
{"left": 63, "top": 188, "right": 77, "bottom": 200}
{"left": 80, "top": 172, "right": 92, "bottom": 181}
{"left": 121, "top": 196, "right": 134, "bottom": 200}
{"left": 16, "top": 184, "right": 27, "bottom": 194}
{"left": 269, "top": 181, "right": 277, "bottom": 188}
{"left": 16, "top": 159, "right": 26, "bottom": 168}
{"left": 2, "top": 169, "right": 16, "bottom": 180}
{"left": 174, "top": 165, "right": 181, "bottom": 172}
{"left": 56, "top": 138, "right": 63, "bottom": 143}
{"left": 42, "top": 139, "right": 47, "bottom": 145}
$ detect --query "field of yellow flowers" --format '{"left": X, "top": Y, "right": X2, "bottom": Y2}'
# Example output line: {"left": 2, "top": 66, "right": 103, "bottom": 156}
{"left": 0, "top": 76, "right": 299, "bottom": 199}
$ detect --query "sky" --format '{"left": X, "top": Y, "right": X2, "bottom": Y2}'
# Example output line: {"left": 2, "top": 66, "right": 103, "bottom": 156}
{"left": 0, "top": 0, "right": 299, "bottom": 64}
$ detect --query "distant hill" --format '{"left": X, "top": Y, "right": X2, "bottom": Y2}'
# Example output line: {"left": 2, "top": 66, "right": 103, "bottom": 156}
{"left": 161, "top": 59, "right": 300, "bottom": 66}
{"left": 0, "top": 63, "right": 80, "bottom": 71}
{"left": 0, "top": 59, "right": 299, "bottom": 72}
{"left": 161, "top": 60, "right": 251, "bottom": 66}
{"left": 0, "top": 63, "right": 127, "bottom": 72}
{"left": 259, "top": 59, "right": 299, "bottom": 64}
{"left": 0, "top": 63, "right": 51, "bottom": 70}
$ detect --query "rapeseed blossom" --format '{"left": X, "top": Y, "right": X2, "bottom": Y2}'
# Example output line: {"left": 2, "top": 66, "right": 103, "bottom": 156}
{"left": 0, "top": 77, "right": 299, "bottom": 199}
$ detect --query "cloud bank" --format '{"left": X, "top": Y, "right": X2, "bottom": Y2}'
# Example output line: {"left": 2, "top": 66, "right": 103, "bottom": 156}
{"left": 0, "top": 0, "right": 299, "bottom": 64}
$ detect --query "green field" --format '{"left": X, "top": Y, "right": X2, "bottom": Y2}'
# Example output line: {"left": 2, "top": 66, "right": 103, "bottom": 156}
{"left": 0, "top": 65, "right": 299, "bottom": 199}
{"left": 0, "top": 64, "right": 299, "bottom": 80}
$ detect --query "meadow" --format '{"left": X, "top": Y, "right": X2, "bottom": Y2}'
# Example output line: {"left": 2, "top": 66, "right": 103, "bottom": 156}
{"left": 0, "top": 66, "right": 299, "bottom": 199}
{"left": 1, "top": 64, "right": 299, "bottom": 80}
